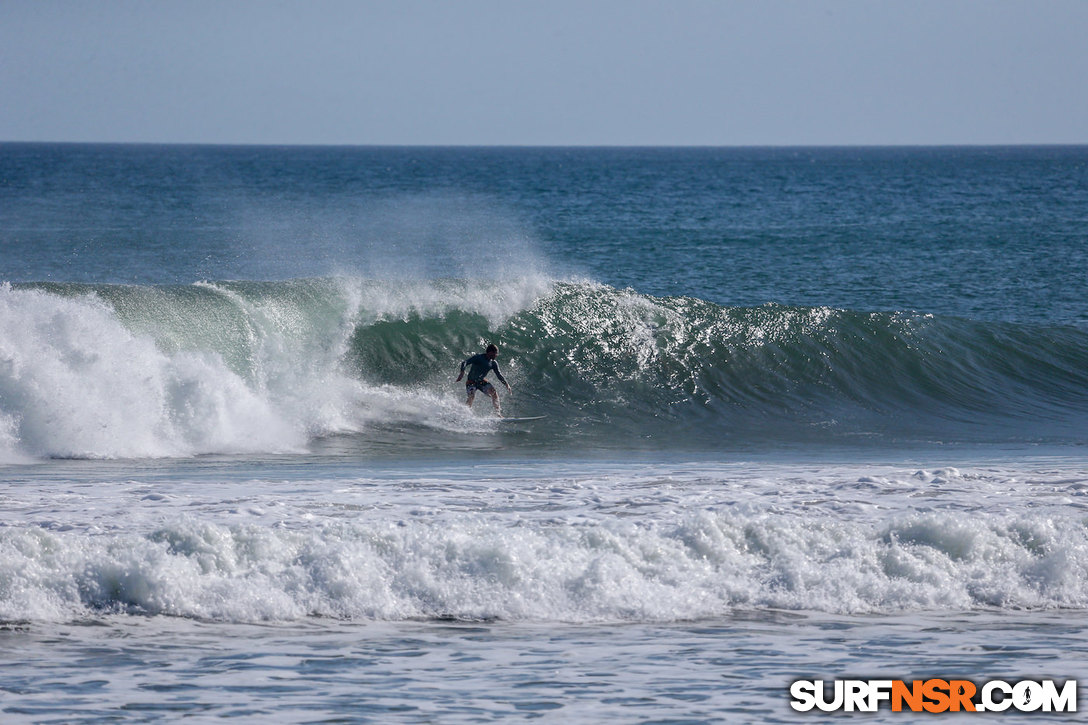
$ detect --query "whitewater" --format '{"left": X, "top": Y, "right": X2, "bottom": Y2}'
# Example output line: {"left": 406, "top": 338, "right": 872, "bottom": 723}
{"left": 6, "top": 457, "right": 1088, "bottom": 622}
{"left": 2, "top": 144, "right": 1087, "bottom": 722}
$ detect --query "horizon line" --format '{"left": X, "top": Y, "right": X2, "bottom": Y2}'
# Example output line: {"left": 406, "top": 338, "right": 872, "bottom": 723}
{"left": 3, "top": 140, "right": 1087, "bottom": 150}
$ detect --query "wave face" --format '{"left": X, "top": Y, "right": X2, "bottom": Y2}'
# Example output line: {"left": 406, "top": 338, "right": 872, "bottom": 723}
{"left": 2, "top": 278, "right": 1087, "bottom": 460}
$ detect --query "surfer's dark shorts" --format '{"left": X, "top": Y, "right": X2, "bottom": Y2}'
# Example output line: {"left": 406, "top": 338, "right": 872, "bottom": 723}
{"left": 466, "top": 379, "right": 495, "bottom": 395}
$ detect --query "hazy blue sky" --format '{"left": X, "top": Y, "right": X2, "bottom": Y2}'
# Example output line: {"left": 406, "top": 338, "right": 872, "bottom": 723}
{"left": 2, "top": 0, "right": 1086, "bottom": 145}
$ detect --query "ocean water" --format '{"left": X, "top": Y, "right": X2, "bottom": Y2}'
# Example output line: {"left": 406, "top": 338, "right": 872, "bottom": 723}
{"left": 1, "top": 144, "right": 1088, "bottom": 722}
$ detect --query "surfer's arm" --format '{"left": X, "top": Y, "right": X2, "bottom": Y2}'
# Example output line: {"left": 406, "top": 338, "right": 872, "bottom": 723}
{"left": 456, "top": 358, "right": 467, "bottom": 382}
{"left": 492, "top": 362, "right": 511, "bottom": 389}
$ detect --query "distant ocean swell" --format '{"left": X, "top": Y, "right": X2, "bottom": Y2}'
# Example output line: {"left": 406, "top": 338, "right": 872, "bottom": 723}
{"left": 3, "top": 507, "right": 1087, "bottom": 623}
{"left": 2, "top": 277, "right": 1087, "bottom": 460}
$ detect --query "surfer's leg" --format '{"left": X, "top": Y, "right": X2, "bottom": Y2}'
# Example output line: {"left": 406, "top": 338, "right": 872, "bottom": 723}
{"left": 466, "top": 389, "right": 475, "bottom": 407}
{"left": 487, "top": 387, "right": 501, "bottom": 414}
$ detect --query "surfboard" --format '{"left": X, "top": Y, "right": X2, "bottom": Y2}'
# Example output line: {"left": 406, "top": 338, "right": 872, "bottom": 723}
{"left": 497, "top": 416, "right": 547, "bottom": 422}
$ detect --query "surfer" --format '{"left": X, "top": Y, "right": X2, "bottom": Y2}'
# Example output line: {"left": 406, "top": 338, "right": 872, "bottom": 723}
{"left": 456, "top": 343, "right": 511, "bottom": 415}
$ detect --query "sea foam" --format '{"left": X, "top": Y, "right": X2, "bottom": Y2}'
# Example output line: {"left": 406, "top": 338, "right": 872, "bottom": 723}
{"left": 3, "top": 508, "right": 1086, "bottom": 624}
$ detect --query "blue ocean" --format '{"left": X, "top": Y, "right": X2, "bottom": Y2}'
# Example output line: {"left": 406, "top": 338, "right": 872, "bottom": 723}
{"left": 2, "top": 144, "right": 1087, "bottom": 721}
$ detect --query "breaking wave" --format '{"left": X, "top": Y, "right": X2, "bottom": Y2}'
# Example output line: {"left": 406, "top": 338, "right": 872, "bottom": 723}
{"left": 2, "top": 276, "right": 1087, "bottom": 460}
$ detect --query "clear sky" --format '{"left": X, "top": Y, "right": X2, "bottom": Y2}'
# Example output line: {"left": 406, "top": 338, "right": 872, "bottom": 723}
{"left": 2, "top": 0, "right": 1086, "bottom": 146}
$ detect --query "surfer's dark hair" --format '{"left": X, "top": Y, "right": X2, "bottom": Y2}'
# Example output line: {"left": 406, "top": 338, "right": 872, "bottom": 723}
{"left": 486, "top": 344, "right": 498, "bottom": 353}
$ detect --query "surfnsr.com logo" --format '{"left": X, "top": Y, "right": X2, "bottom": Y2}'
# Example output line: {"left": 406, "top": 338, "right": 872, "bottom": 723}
{"left": 790, "top": 679, "right": 1077, "bottom": 713}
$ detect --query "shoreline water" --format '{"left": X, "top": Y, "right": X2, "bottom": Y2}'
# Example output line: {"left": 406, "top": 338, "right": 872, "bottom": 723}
{"left": 4, "top": 598, "right": 1087, "bottom": 722}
